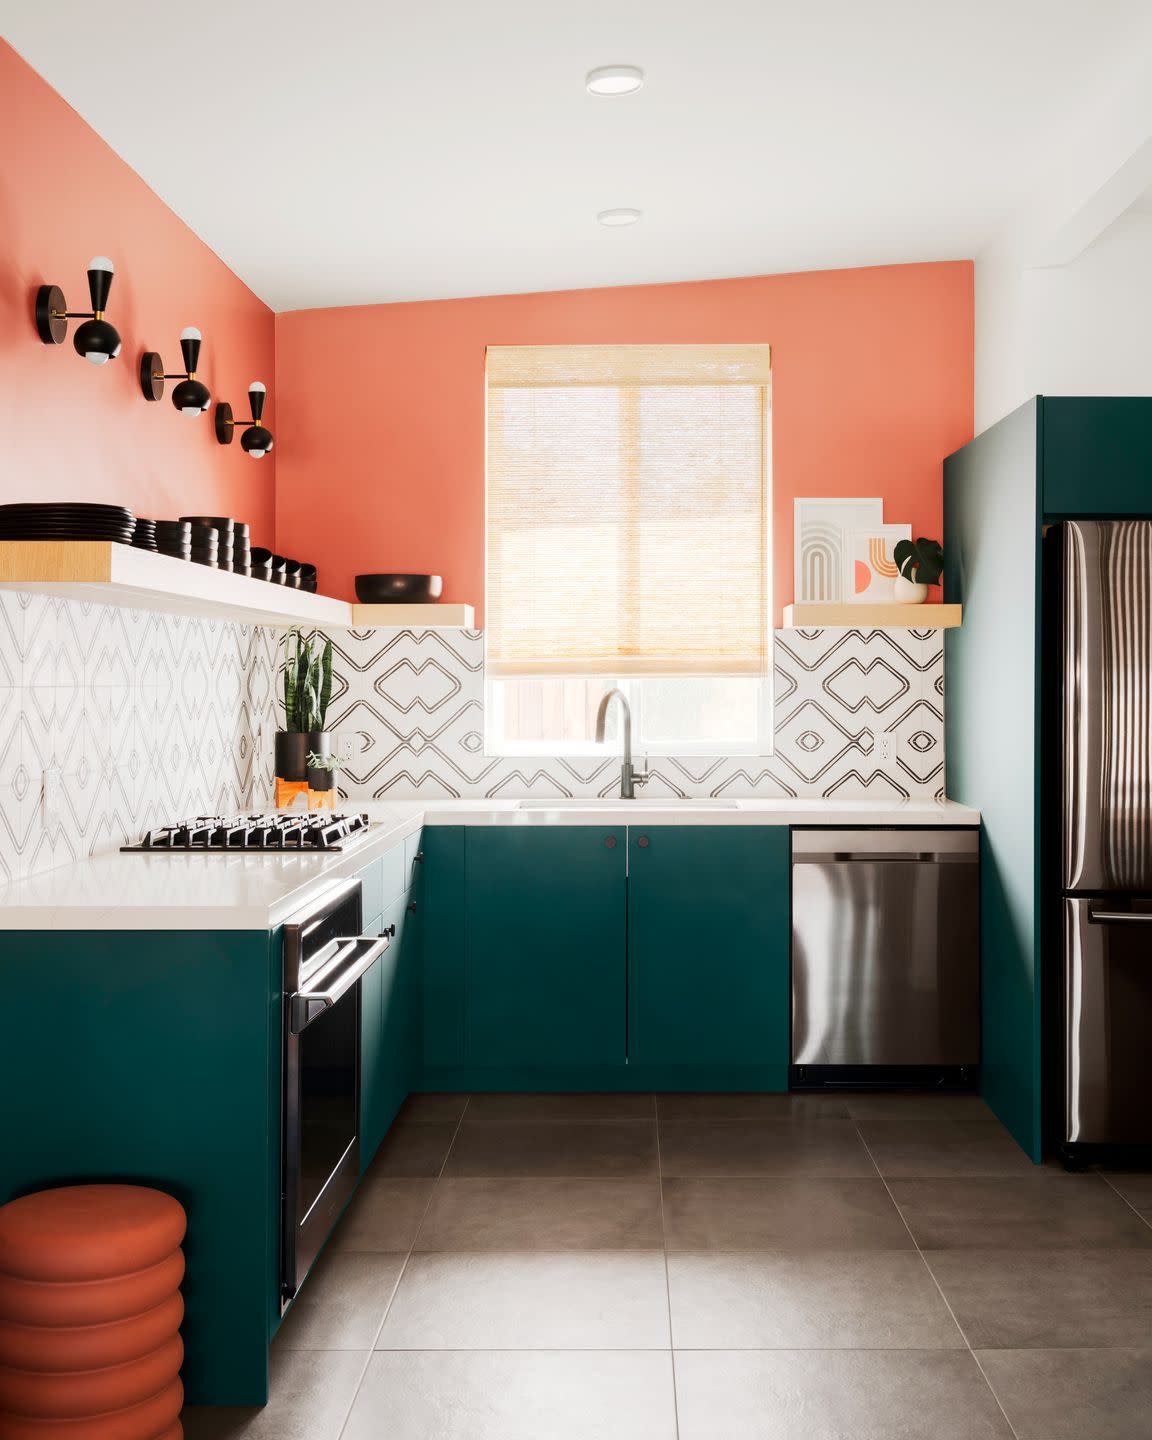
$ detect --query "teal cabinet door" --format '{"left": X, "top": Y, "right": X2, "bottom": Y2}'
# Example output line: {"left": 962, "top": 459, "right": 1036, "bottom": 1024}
{"left": 627, "top": 826, "right": 790, "bottom": 1075}
{"left": 359, "top": 925, "right": 388, "bottom": 1169}
{"left": 1042, "top": 397, "right": 1152, "bottom": 517}
{"left": 464, "top": 827, "right": 626, "bottom": 1066}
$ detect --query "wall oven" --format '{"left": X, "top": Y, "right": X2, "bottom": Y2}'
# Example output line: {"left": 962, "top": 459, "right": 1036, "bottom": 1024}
{"left": 281, "top": 878, "right": 389, "bottom": 1303}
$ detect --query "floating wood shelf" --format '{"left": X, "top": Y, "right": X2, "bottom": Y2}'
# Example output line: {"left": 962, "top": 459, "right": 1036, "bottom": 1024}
{"left": 0, "top": 543, "right": 474, "bottom": 631}
{"left": 783, "top": 602, "right": 962, "bottom": 629}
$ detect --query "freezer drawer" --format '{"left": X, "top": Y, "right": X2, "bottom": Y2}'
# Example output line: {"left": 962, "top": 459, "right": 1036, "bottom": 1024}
{"left": 792, "top": 830, "right": 980, "bottom": 1066}
{"left": 1064, "top": 897, "right": 1152, "bottom": 1144}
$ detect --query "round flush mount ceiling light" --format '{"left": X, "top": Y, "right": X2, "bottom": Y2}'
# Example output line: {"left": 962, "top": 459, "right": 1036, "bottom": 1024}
{"left": 586, "top": 64, "right": 644, "bottom": 96}
{"left": 597, "top": 207, "right": 642, "bottom": 226}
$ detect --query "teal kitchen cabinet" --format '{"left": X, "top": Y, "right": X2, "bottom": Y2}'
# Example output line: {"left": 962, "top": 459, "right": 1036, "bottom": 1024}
{"left": 463, "top": 827, "right": 627, "bottom": 1066}
{"left": 360, "top": 841, "right": 421, "bottom": 1169}
{"left": 627, "top": 826, "right": 790, "bottom": 1085}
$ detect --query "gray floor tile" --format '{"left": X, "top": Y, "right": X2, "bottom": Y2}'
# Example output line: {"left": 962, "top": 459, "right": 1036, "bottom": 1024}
{"left": 342, "top": 1349, "right": 678, "bottom": 1440}
{"left": 399, "top": 1092, "right": 470, "bottom": 1123}
{"left": 659, "top": 1118, "right": 875, "bottom": 1177}
{"left": 662, "top": 1177, "right": 912, "bottom": 1250}
{"left": 180, "top": 1349, "right": 366, "bottom": 1440}
{"left": 890, "top": 1176, "right": 1152, "bottom": 1248}
{"left": 376, "top": 1250, "right": 671, "bottom": 1349}
{"left": 925, "top": 1248, "right": 1152, "bottom": 1347}
{"left": 416, "top": 1178, "right": 663, "bottom": 1251}
{"left": 465, "top": 1092, "right": 655, "bottom": 1122}
{"left": 329, "top": 1178, "right": 435, "bottom": 1252}
{"left": 667, "top": 1250, "right": 963, "bottom": 1348}
{"left": 274, "top": 1252, "right": 406, "bottom": 1350}
{"left": 846, "top": 1093, "right": 999, "bottom": 1124}
{"left": 856, "top": 1112, "right": 1040, "bottom": 1178}
{"left": 674, "top": 1349, "right": 1014, "bottom": 1440}
{"left": 443, "top": 1119, "right": 658, "bottom": 1178}
{"left": 657, "top": 1092, "right": 850, "bottom": 1122}
{"left": 369, "top": 1122, "right": 457, "bottom": 1178}
{"left": 1105, "top": 1172, "right": 1152, "bottom": 1225}
{"left": 977, "top": 1347, "right": 1152, "bottom": 1440}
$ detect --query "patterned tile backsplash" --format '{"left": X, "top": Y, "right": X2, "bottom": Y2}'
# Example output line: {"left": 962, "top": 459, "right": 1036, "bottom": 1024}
{"left": 0, "top": 592, "right": 943, "bottom": 883}
{"left": 0, "top": 591, "right": 280, "bottom": 883}
{"left": 322, "top": 625, "right": 944, "bottom": 803}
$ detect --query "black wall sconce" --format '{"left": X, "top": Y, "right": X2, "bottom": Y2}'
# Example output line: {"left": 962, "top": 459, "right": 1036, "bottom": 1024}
{"left": 215, "top": 381, "right": 274, "bottom": 458}
{"left": 35, "top": 256, "right": 122, "bottom": 364}
{"left": 140, "top": 327, "right": 211, "bottom": 415}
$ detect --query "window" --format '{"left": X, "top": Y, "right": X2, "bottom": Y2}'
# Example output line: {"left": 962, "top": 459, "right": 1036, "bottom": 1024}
{"left": 485, "top": 344, "right": 772, "bottom": 756}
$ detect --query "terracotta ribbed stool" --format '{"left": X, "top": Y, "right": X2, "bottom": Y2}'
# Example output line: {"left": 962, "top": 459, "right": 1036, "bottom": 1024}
{"left": 0, "top": 1187, "right": 185, "bottom": 1440}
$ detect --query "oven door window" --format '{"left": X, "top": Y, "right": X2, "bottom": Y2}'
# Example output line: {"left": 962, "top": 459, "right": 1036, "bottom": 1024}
{"left": 298, "top": 988, "right": 359, "bottom": 1218}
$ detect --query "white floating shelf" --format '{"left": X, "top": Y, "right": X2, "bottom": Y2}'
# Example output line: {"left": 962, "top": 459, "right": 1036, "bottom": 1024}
{"left": 783, "top": 602, "right": 962, "bottom": 629}
{"left": 0, "top": 543, "right": 474, "bottom": 631}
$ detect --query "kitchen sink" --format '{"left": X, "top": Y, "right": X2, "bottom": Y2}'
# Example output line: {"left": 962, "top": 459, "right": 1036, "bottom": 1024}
{"left": 516, "top": 797, "right": 740, "bottom": 810}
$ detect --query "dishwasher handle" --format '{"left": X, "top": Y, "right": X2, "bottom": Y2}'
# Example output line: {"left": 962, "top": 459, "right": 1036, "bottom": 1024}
{"left": 807, "top": 851, "right": 978, "bottom": 864}
{"left": 289, "top": 934, "right": 389, "bottom": 1034}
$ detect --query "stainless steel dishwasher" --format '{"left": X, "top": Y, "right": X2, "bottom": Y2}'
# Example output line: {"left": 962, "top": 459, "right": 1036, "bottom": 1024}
{"left": 791, "top": 829, "right": 980, "bottom": 1086}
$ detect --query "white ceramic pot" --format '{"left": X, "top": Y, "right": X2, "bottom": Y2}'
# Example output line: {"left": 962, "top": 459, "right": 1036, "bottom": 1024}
{"left": 893, "top": 573, "right": 928, "bottom": 605}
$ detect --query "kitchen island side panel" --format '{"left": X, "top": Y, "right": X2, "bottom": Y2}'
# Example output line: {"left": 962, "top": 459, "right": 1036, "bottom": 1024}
{"left": 944, "top": 398, "right": 1043, "bottom": 1161}
{"left": 0, "top": 929, "right": 281, "bottom": 1405}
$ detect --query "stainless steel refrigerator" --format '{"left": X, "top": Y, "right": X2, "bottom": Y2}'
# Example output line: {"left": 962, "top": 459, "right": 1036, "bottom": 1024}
{"left": 1052, "top": 520, "right": 1152, "bottom": 1158}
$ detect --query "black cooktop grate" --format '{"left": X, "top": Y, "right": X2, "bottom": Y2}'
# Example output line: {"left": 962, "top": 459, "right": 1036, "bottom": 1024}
{"left": 121, "top": 813, "right": 372, "bottom": 853}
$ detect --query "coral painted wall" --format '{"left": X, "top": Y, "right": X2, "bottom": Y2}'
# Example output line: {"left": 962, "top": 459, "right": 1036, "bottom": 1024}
{"left": 0, "top": 42, "right": 275, "bottom": 545}
{"left": 276, "top": 262, "right": 972, "bottom": 624}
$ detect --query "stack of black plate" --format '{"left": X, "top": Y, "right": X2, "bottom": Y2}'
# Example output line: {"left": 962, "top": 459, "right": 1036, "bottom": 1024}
{"left": 189, "top": 529, "right": 219, "bottom": 568}
{"left": 269, "top": 553, "right": 288, "bottom": 585}
{"left": 155, "top": 520, "right": 192, "bottom": 560}
{"left": 282, "top": 558, "right": 302, "bottom": 589}
{"left": 0, "top": 503, "right": 135, "bottom": 543}
{"left": 131, "top": 518, "right": 158, "bottom": 551}
{"left": 232, "top": 523, "right": 251, "bottom": 576}
{"left": 249, "top": 546, "right": 273, "bottom": 581}
{"left": 299, "top": 562, "right": 317, "bottom": 594}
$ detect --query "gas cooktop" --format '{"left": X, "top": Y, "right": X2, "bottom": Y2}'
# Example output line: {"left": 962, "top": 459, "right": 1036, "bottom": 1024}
{"left": 121, "top": 812, "right": 373, "bottom": 853}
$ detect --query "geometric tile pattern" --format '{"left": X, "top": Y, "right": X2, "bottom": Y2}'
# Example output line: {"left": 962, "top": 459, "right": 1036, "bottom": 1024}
{"left": 0, "top": 593, "right": 943, "bottom": 882}
{"left": 317, "top": 625, "right": 944, "bottom": 805}
{"left": 0, "top": 591, "right": 280, "bottom": 883}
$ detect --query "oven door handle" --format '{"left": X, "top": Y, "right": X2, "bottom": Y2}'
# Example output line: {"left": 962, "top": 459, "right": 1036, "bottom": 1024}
{"left": 289, "top": 935, "right": 390, "bottom": 1034}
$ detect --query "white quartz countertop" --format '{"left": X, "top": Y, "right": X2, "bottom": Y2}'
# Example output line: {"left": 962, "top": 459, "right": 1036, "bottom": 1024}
{"left": 0, "top": 797, "right": 979, "bottom": 932}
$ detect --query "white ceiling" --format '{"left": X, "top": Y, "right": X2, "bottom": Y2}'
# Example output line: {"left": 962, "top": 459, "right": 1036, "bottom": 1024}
{"left": 4, "top": 0, "right": 1152, "bottom": 310}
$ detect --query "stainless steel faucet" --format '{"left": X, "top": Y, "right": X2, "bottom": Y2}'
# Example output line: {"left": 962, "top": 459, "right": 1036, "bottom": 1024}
{"left": 595, "top": 688, "right": 649, "bottom": 799}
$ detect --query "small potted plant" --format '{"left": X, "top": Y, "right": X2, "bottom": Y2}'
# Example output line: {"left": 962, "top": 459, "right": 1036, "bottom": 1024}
{"left": 306, "top": 748, "right": 340, "bottom": 795}
{"left": 275, "top": 630, "right": 333, "bottom": 782}
{"left": 892, "top": 537, "right": 944, "bottom": 604}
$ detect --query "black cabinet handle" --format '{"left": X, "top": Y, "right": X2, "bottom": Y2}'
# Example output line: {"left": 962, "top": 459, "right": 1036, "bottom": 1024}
{"left": 415, "top": 851, "right": 424, "bottom": 863}
{"left": 604, "top": 835, "right": 617, "bottom": 849}
{"left": 407, "top": 901, "right": 418, "bottom": 913}
{"left": 379, "top": 923, "right": 397, "bottom": 939}
{"left": 637, "top": 835, "right": 650, "bottom": 848}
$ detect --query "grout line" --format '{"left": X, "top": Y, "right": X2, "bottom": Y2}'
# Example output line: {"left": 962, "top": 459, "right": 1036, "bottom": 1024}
{"left": 653, "top": 1097, "right": 682, "bottom": 1440}
{"left": 333, "top": 1097, "right": 471, "bottom": 1440}
{"left": 1099, "top": 1172, "right": 1152, "bottom": 1232}
{"left": 851, "top": 1120, "right": 1024, "bottom": 1440}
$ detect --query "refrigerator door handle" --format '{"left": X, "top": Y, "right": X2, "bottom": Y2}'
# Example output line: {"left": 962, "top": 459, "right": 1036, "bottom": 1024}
{"left": 1087, "top": 909, "right": 1152, "bottom": 925}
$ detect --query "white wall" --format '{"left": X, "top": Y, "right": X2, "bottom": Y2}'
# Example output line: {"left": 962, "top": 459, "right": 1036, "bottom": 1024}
{"left": 976, "top": 204, "right": 1152, "bottom": 432}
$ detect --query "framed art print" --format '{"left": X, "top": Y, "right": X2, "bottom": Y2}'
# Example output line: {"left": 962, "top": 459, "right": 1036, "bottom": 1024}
{"left": 844, "top": 525, "right": 912, "bottom": 602}
{"left": 794, "top": 498, "right": 884, "bottom": 602}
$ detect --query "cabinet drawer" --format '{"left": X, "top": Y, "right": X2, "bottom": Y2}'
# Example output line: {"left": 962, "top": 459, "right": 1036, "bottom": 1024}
{"left": 358, "top": 845, "right": 406, "bottom": 922}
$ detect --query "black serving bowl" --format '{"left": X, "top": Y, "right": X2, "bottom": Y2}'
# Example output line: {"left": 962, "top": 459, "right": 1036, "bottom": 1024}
{"left": 355, "top": 573, "right": 443, "bottom": 604}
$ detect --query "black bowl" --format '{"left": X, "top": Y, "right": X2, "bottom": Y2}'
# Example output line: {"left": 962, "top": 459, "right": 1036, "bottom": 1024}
{"left": 180, "top": 515, "right": 235, "bottom": 531}
{"left": 355, "top": 573, "right": 443, "bottom": 604}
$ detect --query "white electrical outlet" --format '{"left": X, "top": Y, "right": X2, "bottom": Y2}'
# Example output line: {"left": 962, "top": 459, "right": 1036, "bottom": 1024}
{"left": 41, "top": 767, "right": 61, "bottom": 825}
{"left": 335, "top": 731, "right": 359, "bottom": 762}
{"left": 878, "top": 734, "right": 893, "bottom": 762}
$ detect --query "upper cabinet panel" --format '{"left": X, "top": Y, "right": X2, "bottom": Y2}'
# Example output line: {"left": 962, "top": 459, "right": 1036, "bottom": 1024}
{"left": 1043, "top": 398, "right": 1152, "bottom": 517}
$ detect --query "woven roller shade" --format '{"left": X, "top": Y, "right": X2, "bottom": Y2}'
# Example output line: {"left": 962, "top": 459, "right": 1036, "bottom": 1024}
{"left": 486, "top": 344, "right": 771, "bottom": 678}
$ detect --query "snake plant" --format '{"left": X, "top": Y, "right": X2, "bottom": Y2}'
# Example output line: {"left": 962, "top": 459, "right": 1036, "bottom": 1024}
{"left": 281, "top": 630, "right": 333, "bottom": 733}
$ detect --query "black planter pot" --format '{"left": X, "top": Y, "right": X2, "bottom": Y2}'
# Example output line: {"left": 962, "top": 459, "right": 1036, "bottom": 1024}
{"left": 306, "top": 763, "right": 338, "bottom": 792}
{"left": 275, "top": 730, "right": 330, "bottom": 782}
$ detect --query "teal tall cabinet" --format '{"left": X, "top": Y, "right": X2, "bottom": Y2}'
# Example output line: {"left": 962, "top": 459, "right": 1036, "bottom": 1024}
{"left": 944, "top": 395, "right": 1152, "bottom": 1162}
